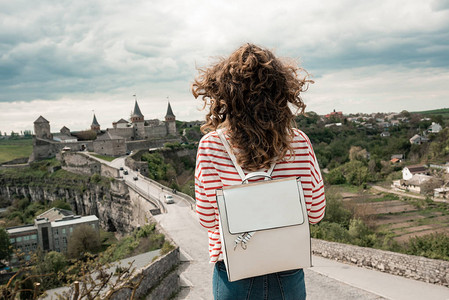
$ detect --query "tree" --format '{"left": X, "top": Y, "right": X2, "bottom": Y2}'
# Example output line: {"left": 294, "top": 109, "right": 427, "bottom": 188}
{"left": 343, "top": 160, "right": 370, "bottom": 186}
{"left": 326, "top": 168, "right": 346, "bottom": 185}
{"left": 349, "top": 146, "right": 368, "bottom": 162}
{"left": 67, "top": 224, "right": 101, "bottom": 259}
{"left": 0, "top": 227, "right": 12, "bottom": 260}
{"left": 34, "top": 251, "right": 68, "bottom": 289}
{"left": 321, "top": 189, "right": 352, "bottom": 227}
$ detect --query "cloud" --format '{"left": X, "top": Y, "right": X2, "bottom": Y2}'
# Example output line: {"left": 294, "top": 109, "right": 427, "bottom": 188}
{"left": 306, "top": 65, "right": 449, "bottom": 114}
{"left": 1, "top": 0, "right": 449, "bottom": 132}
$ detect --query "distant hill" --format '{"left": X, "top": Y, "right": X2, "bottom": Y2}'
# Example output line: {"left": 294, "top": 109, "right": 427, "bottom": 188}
{"left": 411, "top": 108, "right": 449, "bottom": 116}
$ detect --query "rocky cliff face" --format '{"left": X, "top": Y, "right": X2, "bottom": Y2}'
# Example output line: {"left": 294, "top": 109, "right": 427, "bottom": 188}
{"left": 0, "top": 177, "right": 134, "bottom": 234}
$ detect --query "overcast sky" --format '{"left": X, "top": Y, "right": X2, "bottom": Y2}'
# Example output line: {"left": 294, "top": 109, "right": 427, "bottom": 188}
{"left": 1, "top": 0, "right": 449, "bottom": 134}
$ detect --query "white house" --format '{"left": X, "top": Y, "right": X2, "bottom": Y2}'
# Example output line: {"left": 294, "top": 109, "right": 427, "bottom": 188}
{"left": 428, "top": 122, "right": 443, "bottom": 133}
{"left": 409, "top": 134, "right": 429, "bottom": 145}
{"left": 402, "top": 165, "right": 427, "bottom": 180}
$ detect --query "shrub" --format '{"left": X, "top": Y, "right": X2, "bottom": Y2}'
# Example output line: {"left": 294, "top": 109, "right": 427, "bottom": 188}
{"left": 406, "top": 233, "right": 449, "bottom": 261}
{"left": 310, "top": 222, "right": 351, "bottom": 243}
{"left": 325, "top": 168, "right": 346, "bottom": 185}
{"left": 321, "top": 188, "right": 352, "bottom": 227}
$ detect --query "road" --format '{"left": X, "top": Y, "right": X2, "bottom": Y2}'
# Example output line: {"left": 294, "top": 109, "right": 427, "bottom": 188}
{"left": 109, "top": 156, "right": 169, "bottom": 210}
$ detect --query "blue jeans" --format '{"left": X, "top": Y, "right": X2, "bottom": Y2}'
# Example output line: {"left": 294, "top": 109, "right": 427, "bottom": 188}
{"left": 213, "top": 261, "right": 306, "bottom": 300}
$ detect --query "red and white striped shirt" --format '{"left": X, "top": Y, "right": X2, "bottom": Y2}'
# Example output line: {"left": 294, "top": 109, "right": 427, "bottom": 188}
{"left": 194, "top": 128, "right": 326, "bottom": 263}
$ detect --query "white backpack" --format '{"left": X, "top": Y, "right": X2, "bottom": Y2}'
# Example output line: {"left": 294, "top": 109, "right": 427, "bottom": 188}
{"left": 216, "top": 130, "right": 311, "bottom": 282}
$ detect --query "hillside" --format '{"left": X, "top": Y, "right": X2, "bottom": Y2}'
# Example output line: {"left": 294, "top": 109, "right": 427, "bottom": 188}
{"left": 0, "top": 138, "right": 32, "bottom": 164}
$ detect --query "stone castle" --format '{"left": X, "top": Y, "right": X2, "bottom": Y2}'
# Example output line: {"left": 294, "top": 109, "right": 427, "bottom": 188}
{"left": 30, "top": 100, "right": 181, "bottom": 161}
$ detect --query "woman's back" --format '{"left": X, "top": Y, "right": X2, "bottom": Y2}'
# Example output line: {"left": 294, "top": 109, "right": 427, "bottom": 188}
{"left": 195, "top": 128, "right": 325, "bottom": 263}
{"left": 192, "top": 43, "right": 325, "bottom": 300}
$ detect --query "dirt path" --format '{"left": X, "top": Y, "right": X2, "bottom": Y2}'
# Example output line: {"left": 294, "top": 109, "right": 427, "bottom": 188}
{"left": 370, "top": 185, "right": 449, "bottom": 203}
{"left": 370, "top": 185, "right": 426, "bottom": 200}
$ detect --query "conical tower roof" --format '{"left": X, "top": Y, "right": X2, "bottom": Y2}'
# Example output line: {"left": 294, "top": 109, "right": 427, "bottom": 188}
{"left": 34, "top": 116, "right": 49, "bottom": 123}
{"left": 132, "top": 100, "right": 144, "bottom": 118}
{"left": 91, "top": 114, "right": 100, "bottom": 126}
{"left": 165, "top": 102, "right": 175, "bottom": 118}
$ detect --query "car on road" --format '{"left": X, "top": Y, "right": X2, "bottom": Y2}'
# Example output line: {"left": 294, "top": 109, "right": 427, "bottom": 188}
{"left": 124, "top": 170, "right": 128, "bottom": 175}
{"left": 164, "top": 195, "right": 174, "bottom": 204}
{"left": 120, "top": 167, "right": 124, "bottom": 170}
{"left": 133, "top": 176, "right": 138, "bottom": 181}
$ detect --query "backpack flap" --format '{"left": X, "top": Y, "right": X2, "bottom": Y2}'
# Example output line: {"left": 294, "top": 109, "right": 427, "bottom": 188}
{"left": 220, "top": 177, "right": 305, "bottom": 235}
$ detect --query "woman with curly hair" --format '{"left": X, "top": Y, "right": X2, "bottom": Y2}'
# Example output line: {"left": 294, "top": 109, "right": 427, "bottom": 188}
{"left": 193, "top": 43, "right": 326, "bottom": 300}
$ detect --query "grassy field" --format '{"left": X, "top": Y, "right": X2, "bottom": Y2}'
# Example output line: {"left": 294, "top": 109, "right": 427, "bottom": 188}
{"left": 0, "top": 138, "right": 33, "bottom": 164}
{"left": 411, "top": 108, "right": 449, "bottom": 122}
{"left": 412, "top": 107, "right": 449, "bottom": 116}
{"left": 342, "top": 187, "right": 449, "bottom": 243}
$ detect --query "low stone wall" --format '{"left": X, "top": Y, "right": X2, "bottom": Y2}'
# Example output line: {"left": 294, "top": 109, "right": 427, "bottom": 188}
{"left": 110, "top": 247, "right": 180, "bottom": 300}
{"left": 60, "top": 152, "right": 119, "bottom": 178}
{"left": 125, "top": 138, "right": 181, "bottom": 152}
{"left": 312, "top": 238, "right": 449, "bottom": 287}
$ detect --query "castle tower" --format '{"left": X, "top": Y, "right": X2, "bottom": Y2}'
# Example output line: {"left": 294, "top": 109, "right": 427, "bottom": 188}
{"left": 165, "top": 102, "right": 177, "bottom": 135}
{"left": 34, "top": 116, "right": 52, "bottom": 140}
{"left": 131, "top": 100, "right": 145, "bottom": 139}
{"left": 131, "top": 100, "right": 144, "bottom": 123}
{"left": 91, "top": 114, "right": 100, "bottom": 132}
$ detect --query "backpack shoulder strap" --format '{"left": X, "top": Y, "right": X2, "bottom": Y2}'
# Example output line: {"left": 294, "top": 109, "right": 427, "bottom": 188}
{"left": 217, "top": 129, "right": 246, "bottom": 180}
{"left": 217, "top": 129, "right": 276, "bottom": 181}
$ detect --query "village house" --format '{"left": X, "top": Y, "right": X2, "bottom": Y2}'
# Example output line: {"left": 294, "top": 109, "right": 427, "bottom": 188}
{"left": 324, "top": 109, "right": 344, "bottom": 119}
{"left": 398, "top": 174, "right": 434, "bottom": 194}
{"left": 391, "top": 154, "right": 404, "bottom": 163}
{"left": 409, "top": 134, "right": 429, "bottom": 145}
{"left": 324, "top": 122, "right": 342, "bottom": 128}
{"left": 402, "top": 165, "right": 427, "bottom": 180}
{"left": 428, "top": 122, "right": 443, "bottom": 133}
{"left": 390, "top": 120, "right": 400, "bottom": 126}
{"left": 434, "top": 187, "right": 449, "bottom": 199}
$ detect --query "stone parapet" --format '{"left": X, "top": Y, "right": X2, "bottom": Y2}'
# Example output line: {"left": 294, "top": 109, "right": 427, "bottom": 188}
{"left": 110, "top": 247, "right": 180, "bottom": 300}
{"left": 312, "top": 238, "right": 449, "bottom": 287}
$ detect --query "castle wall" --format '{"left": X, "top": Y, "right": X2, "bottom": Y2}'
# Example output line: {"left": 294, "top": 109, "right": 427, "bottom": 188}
{"left": 61, "top": 152, "right": 102, "bottom": 176}
{"left": 125, "top": 137, "right": 181, "bottom": 152}
{"left": 61, "top": 152, "right": 121, "bottom": 179}
{"left": 93, "top": 139, "right": 126, "bottom": 156}
{"left": 31, "top": 138, "right": 60, "bottom": 161}
{"left": 107, "top": 127, "right": 134, "bottom": 140}
{"left": 135, "top": 122, "right": 146, "bottom": 139}
{"left": 144, "top": 124, "right": 167, "bottom": 138}
{"left": 166, "top": 121, "right": 176, "bottom": 135}
{"left": 31, "top": 138, "right": 95, "bottom": 162}
{"left": 34, "top": 122, "right": 52, "bottom": 140}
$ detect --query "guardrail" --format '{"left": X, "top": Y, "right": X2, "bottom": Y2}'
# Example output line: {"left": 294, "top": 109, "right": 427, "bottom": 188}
{"left": 174, "top": 190, "right": 195, "bottom": 210}
{"left": 126, "top": 181, "right": 167, "bottom": 214}
{"left": 136, "top": 173, "right": 195, "bottom": 210}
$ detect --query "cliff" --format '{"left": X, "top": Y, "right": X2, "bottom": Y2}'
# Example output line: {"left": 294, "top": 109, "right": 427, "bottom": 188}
{"left": 0, "top": 165, "right": 134, "bottom": 234}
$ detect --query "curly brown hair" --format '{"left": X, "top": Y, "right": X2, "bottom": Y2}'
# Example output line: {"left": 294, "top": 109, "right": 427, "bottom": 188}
{"left": 192, "top": 43, "right": 313, "bottom": 171}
